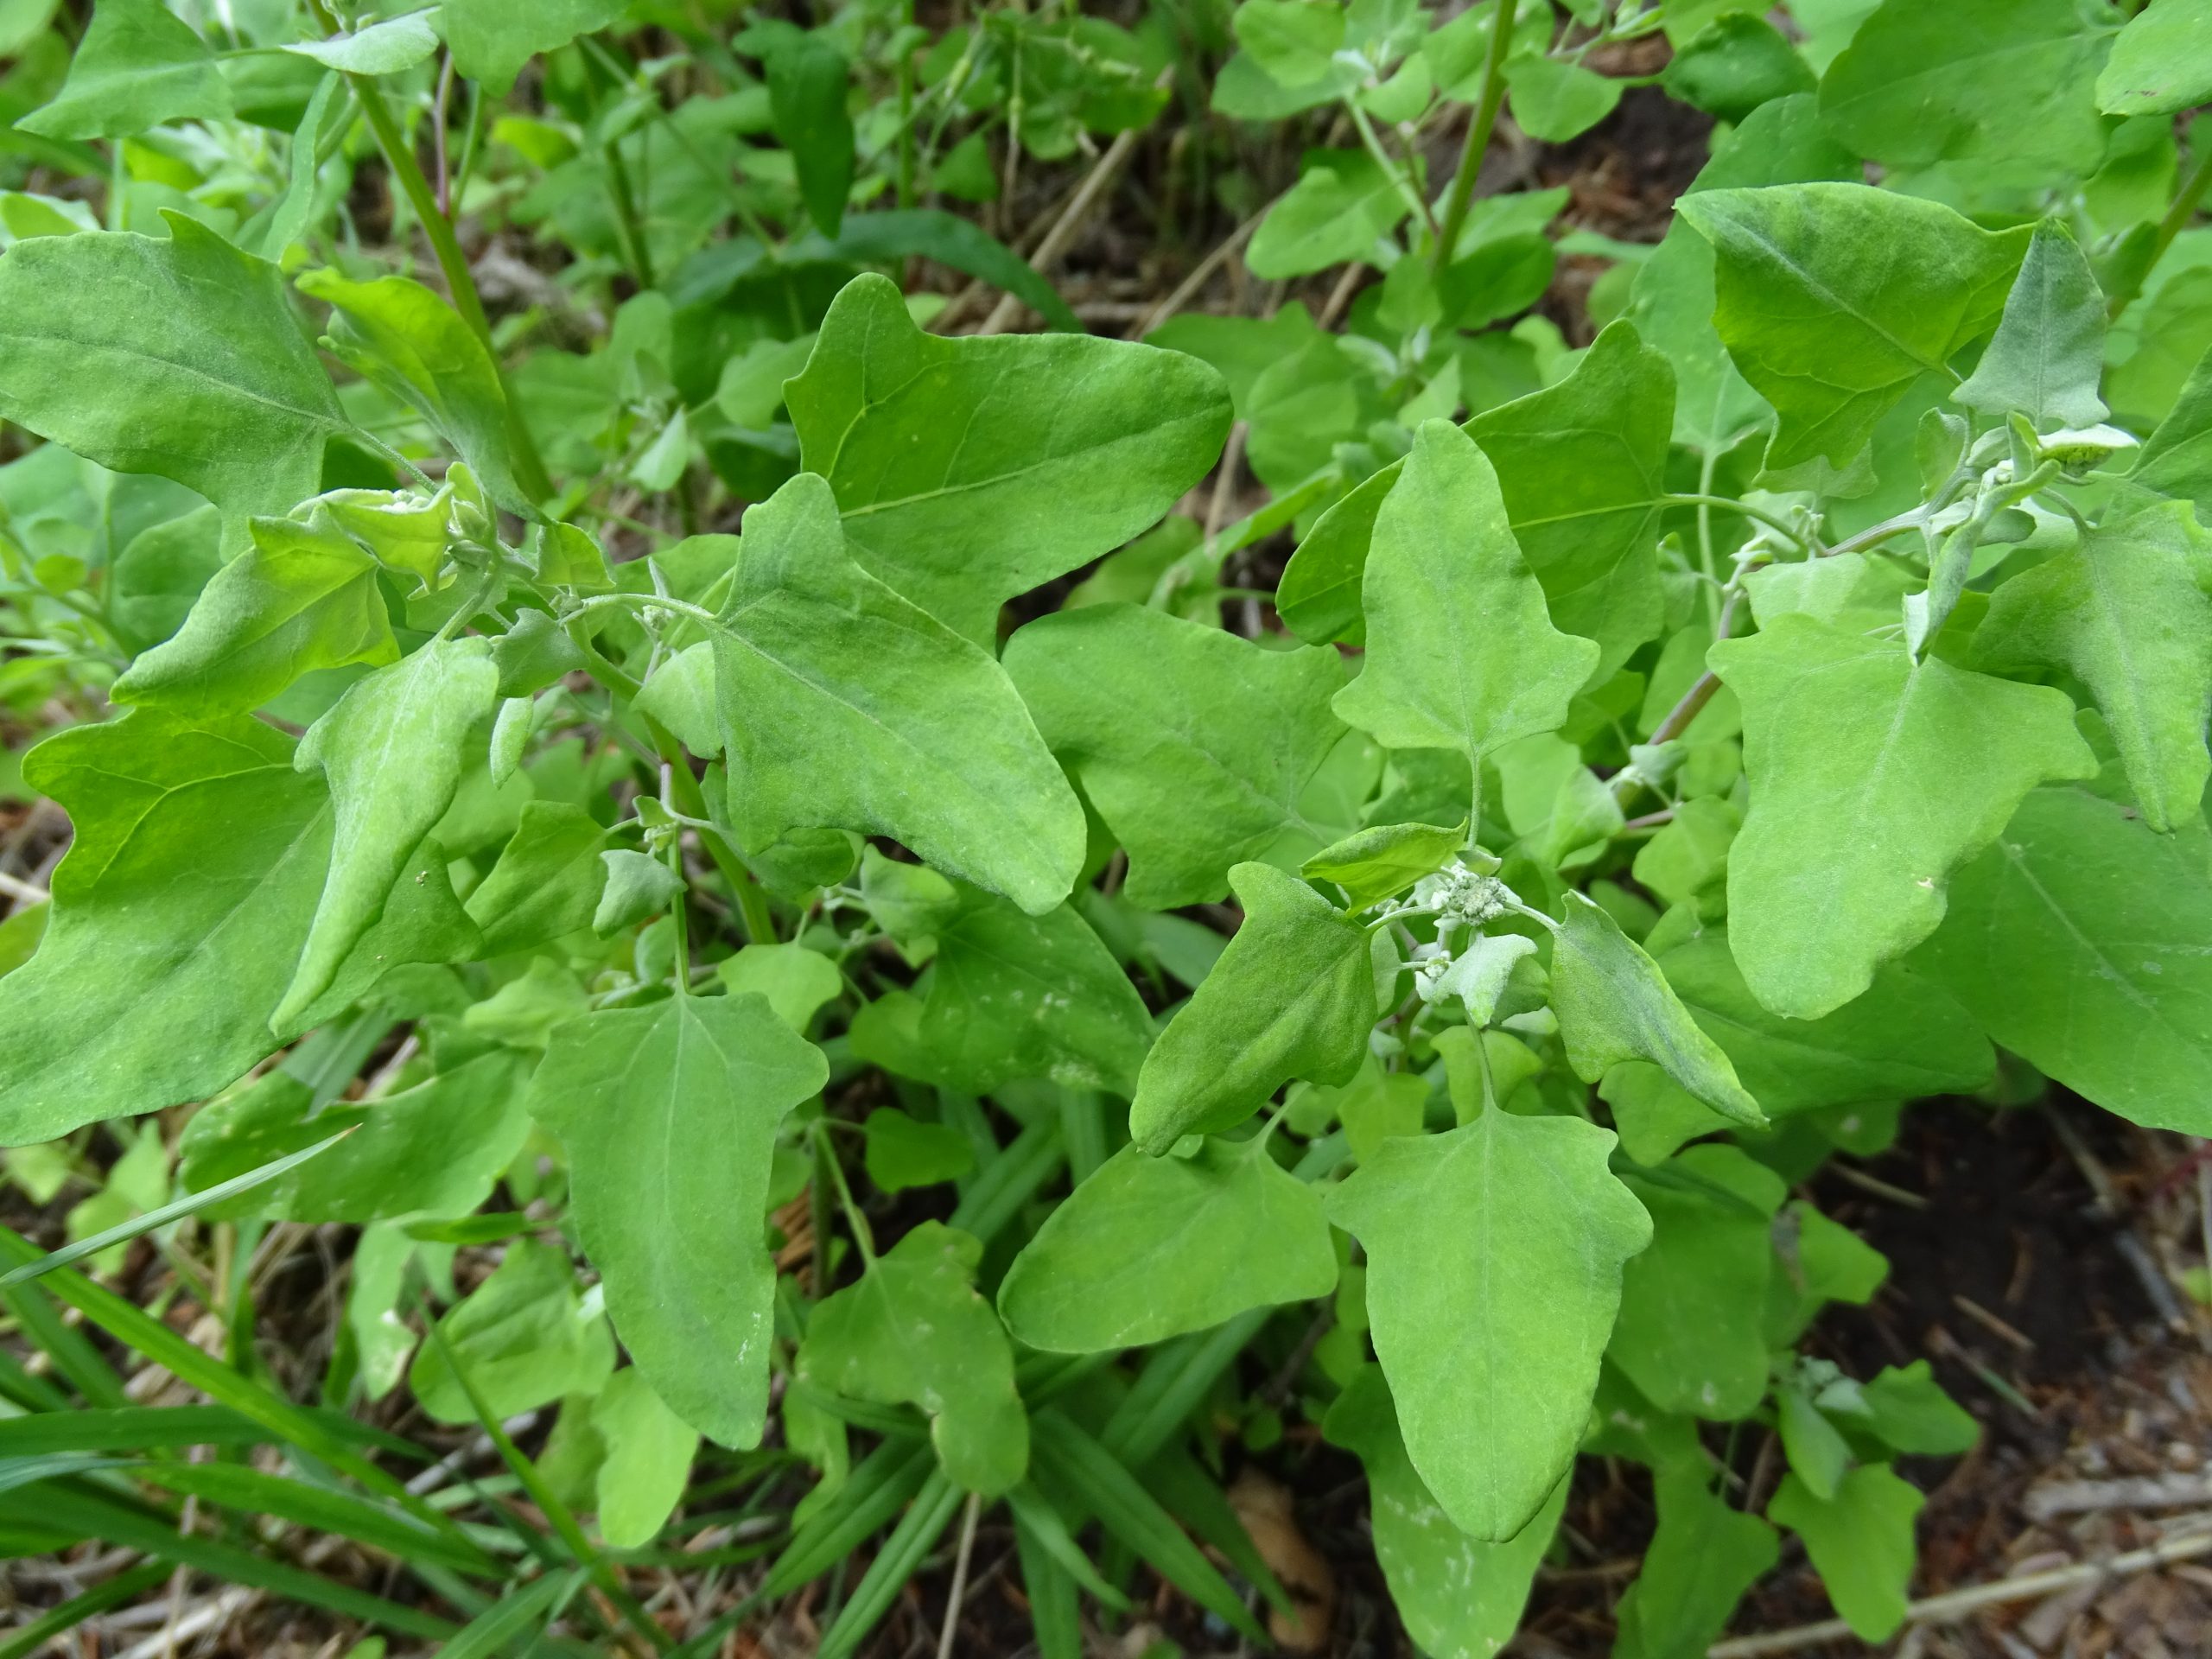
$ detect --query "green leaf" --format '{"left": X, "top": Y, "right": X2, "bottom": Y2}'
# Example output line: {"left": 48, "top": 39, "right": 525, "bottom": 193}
{"left": 1854, "top": 1362, "right": 1979, "bottom": 1456}
{"left": 111, "top": 513, "right": 399, "bottom": 716}
{"left": 1914, "top": 775, "right": 2212, "bottom": 1135}
{"left": 466, "top": 801, "right": 612, "bottom": 957}
{"left": 786, "top": 274, "right": 1231, "bottom": 644}
{"left": 1611, "top": 1467, "right": 1779, "bottom": 1659}
{"left": 1302, "top": 819, "right": 1466, "bottom": 910}
{"left": 1676, "top": 184, "right": 2030, "bottom": 473}
{"left": 1710, "top": 610, "right": 2095, "bottom": 1019}
{"left": 1279, "top": 321, "right": 1673, "bottom": 675}
{"left": 297, "top": 270, "right": 532, "bottom": 514}
{"left": 593, "top": 849, "right": 683, "bottom": 936}
{"left": 998, "top": 1140, "right": 1338, "bottom": 1352}
{"left": 861, "top": 1107, "right": 975, "bottom": 1192}
{"left": 1326, "top": 1109, "right": 1652, "bottom": 1541}
{"left": 1005, "top": 604, "right": 1350, "bottom": 908}
{"left": 408, "top": 1237, "right": 616, "bottom": 1424}
{"left": 285, "top": 11, "right": 440, "bottom": 76}
{"left": 1659, "top": 13, "right": 1815, "bottom": 124}
{"left": 1609, "top": 1146, "right": 1785, "bottom": 1421}
{"left": 1503, "top": 55, "right": 1623, "bottom": 143}
{"left": 0, "top": 218, "right": 346, "bottom": 533}
{"left": 1552, "top": 893, "right": 1764, "bottom": 1128}
{"left": 1656, "top": 926, "right": 1992, "bottom": 1116}
{"left": 2097, "top": 0, "right": 2212, "bottom": 115}
{"left": 917, "top": 886, "right": 1154, "bottom": 1096}
{"left": 1233, "top": 0, "right": 1346, "bottom": 89}
{"left": 1336, "top": 420, "right": 1601, "bottom": 766}
{"left": 2131, "top": 341, "right": 2212, "bottom": 507}
{"left": 1628, "top": 93, "right": 1858, "bottom": 455}
{"left": 1818, "top": 0, "right": 2112, "bottom": 174}
{"left": 441, "top": 0, "right": 627, "bottom": 93}
{"left": 1128, "top": 861, "right": 1375, "bottom": 1154}
{"left": 716, "top": 942, "right": 843, "bottom": 1032}
{"left": 0, "top": 713, "right": 325, "bottom": 1144}
{"left": 710, "top": 471, "right": 1084, "bottom": 914}
{"left": 1767, "top": 1465, "right": 1923, "bottom": 1642}
{"left": 1323, "top": 1365, "right": 1565, "bottom": 1659}
{"left": 270, "top": 1054, "right": 530, "bottom": 1224}
{"left": 263, "top": 71, "right": 338, "bottom": 259}
{"left": 800, "top": 1222, "right": 1027, "bottom": 1496}
{"left": 1974, "top": 501, "right": 2212, "bottom": 834}
{"left": 766, "top": 36, "right": 855, "bottom": 238}
{"left": 16, "top": 0, "right": 229, "bottom": 139}
{"left": 1955, "top": 220, "right": 2108, "bottom": 432}
{"left": 593, "top": 1367, "right": 700, "bottom": 1549}
{"left": 281, "top": 638, "right": 499, "bottom": 1026}
{"left": 1248, "top": 149, "right": 1413, "bottom": 279}
{"left": 529, "top": 995, "right": 828, "bottom": 1447}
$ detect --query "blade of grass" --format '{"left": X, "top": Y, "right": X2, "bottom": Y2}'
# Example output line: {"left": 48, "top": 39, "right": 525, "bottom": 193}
{"left": 3, "top": 1275, "right": 128, "bottom": 1408}
{"left": 0, "top": 1130, "right": 353, "bottom": 1289}
{"left": 22, "top": 1480, "right": 458, "bottom": 1640}
{"left": 816, "top": 1469, "right": 963, "bottom": 1659}
{"left": 134, "top": 1460, "right": 501, "bottom": 1574}
{"left": 1031, "top": 1410, "right": 1266, "bottom": 1643}
{"left": 1002, "top": 1479, "right": 1129, "bottom": 1611}
{"left": 414, "top": 1290, "right": 674, "bottom": 1656}
{"left": 0, "top": 1227, "right": 463, "bottom": 1543}
{"left": 0, "top": 1558, "right": 170, "bottom": 1659}
{"left": 1010, "top": 1506, "right": 1084, "bottom": 1659}
{"left": 437, "top": 1567, "right": 587, "bottom": 1659}
{"left": 0, "top": 1403, "right": 282, "bottom": 1456}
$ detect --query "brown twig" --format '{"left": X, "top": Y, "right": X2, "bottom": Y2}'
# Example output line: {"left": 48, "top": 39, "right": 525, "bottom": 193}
{"left": 1706, "top": 1524, "right": 2212, "bottom": 1656}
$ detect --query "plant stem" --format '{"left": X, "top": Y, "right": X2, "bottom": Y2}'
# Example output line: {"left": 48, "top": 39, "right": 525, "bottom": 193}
{"left": 816, "top": 1124, "right": 877, "bottom": 1268}
{"left": 1664, "top": 493, "right": 1824, "bottom": 556}
{"left": 308, "top": 0, "right": 556, "bottom": 505}
{"left": 2110, "top": 124, "right": 2212, "bottom": 320}
{"left": 601, "top": 132, "right": 656, "bottom": 289}
{"left": 1430, "top": 0, "right": 1516, "bottom": 278}
{"left": 896, "top": 0, "right": 917, "bottom": 210}
{"left": 1346, "top": 99, "right": 1433, "bottom": 239}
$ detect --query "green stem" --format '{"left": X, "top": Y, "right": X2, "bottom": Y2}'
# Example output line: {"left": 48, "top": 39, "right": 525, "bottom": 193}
{"left": 1694, "top": 448, "right": 1720, "bottom": 632}
{"left": 1346, "top": 99, "right": 1433, "bottom": 239}
{"left": 1664, "top": 493, "right": 1825, "bottom": 556}
{"left": 896, "top": 0, "right": 917, "bottom": 209}
{"left": 2111, "top": 131, "right": 2212, "bottom": 321}
{"left": 816, "top": 1123, "right": 877, "bottom": 1269}
{"left": 1430, "top": 0, "right": 1516, "bottom": 277}
{"left": 601, "top": 133, "right": 656, "bottom": 289}
{"left": 314, "top": 6, "right": 556, "bottom": 505}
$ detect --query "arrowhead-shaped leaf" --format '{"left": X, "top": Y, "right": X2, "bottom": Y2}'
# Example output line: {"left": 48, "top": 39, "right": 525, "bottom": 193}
{"left": 16, "top": 0, "right": 230, "bottom": 139}
{"left": 1003, "top": 603, "right": 1350, "bottom": 908}
{"left": 1128, "top": 861, "right": 1375, "bottom": 1154}
{"left": 283, "top": 639, "right": 500, "bottom": 1026}
{"left": 1915, "top": 775, "right": 2212, "bottom": 1135}
{"left": 1323, "top": 1365, "right": 1566, "bottom": 1659}
{"left": 1278, "top": 321, "right": 1673, "bottom": 674}
{"left": 1335, "top": 420, "right": 1600, "bottom": 764}
{"left": 998, "top": 1140, "right": 1338, "bottom": 1351}
{"left": 1327, "top": 1110, "right": 1652, "bottom": 1541}
{"left": 1676, "top": 184, "right": 2029, "bottom": 472}
{"left": 0, "top": 217, "right": 346, "bottom": 534}
{"left": 112, "top": 513, "right": 400, "bottom": 716}
{"left": 528, "top": 993, "right": 828, "bottom": 1446}
{"left": 710, "top": 471, "right": 1084, "bottom": 914}
{"left": 800, "top": 1222, "right": 1027, "bottom": 1495}
{"left": 785, "top": 274, "right": 1232, "bottom": 642}
{"left": 918, "top": 887, "right": 1153, "bottom": 1097}
{"left": 297, "top": 270, "right": 534, "bottom": 513}
{"left": 1955, "top": 219, "right": 2109, "bottom": 432}
{"left": 1974, "top": 501, "right": 2212, "bottom": 833}
{"left": 1711, "top": 610, "right": 2094, "bottom": 1019}
{"left": 1551, "top": 893, "right": 1765, "bottom": 1128}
